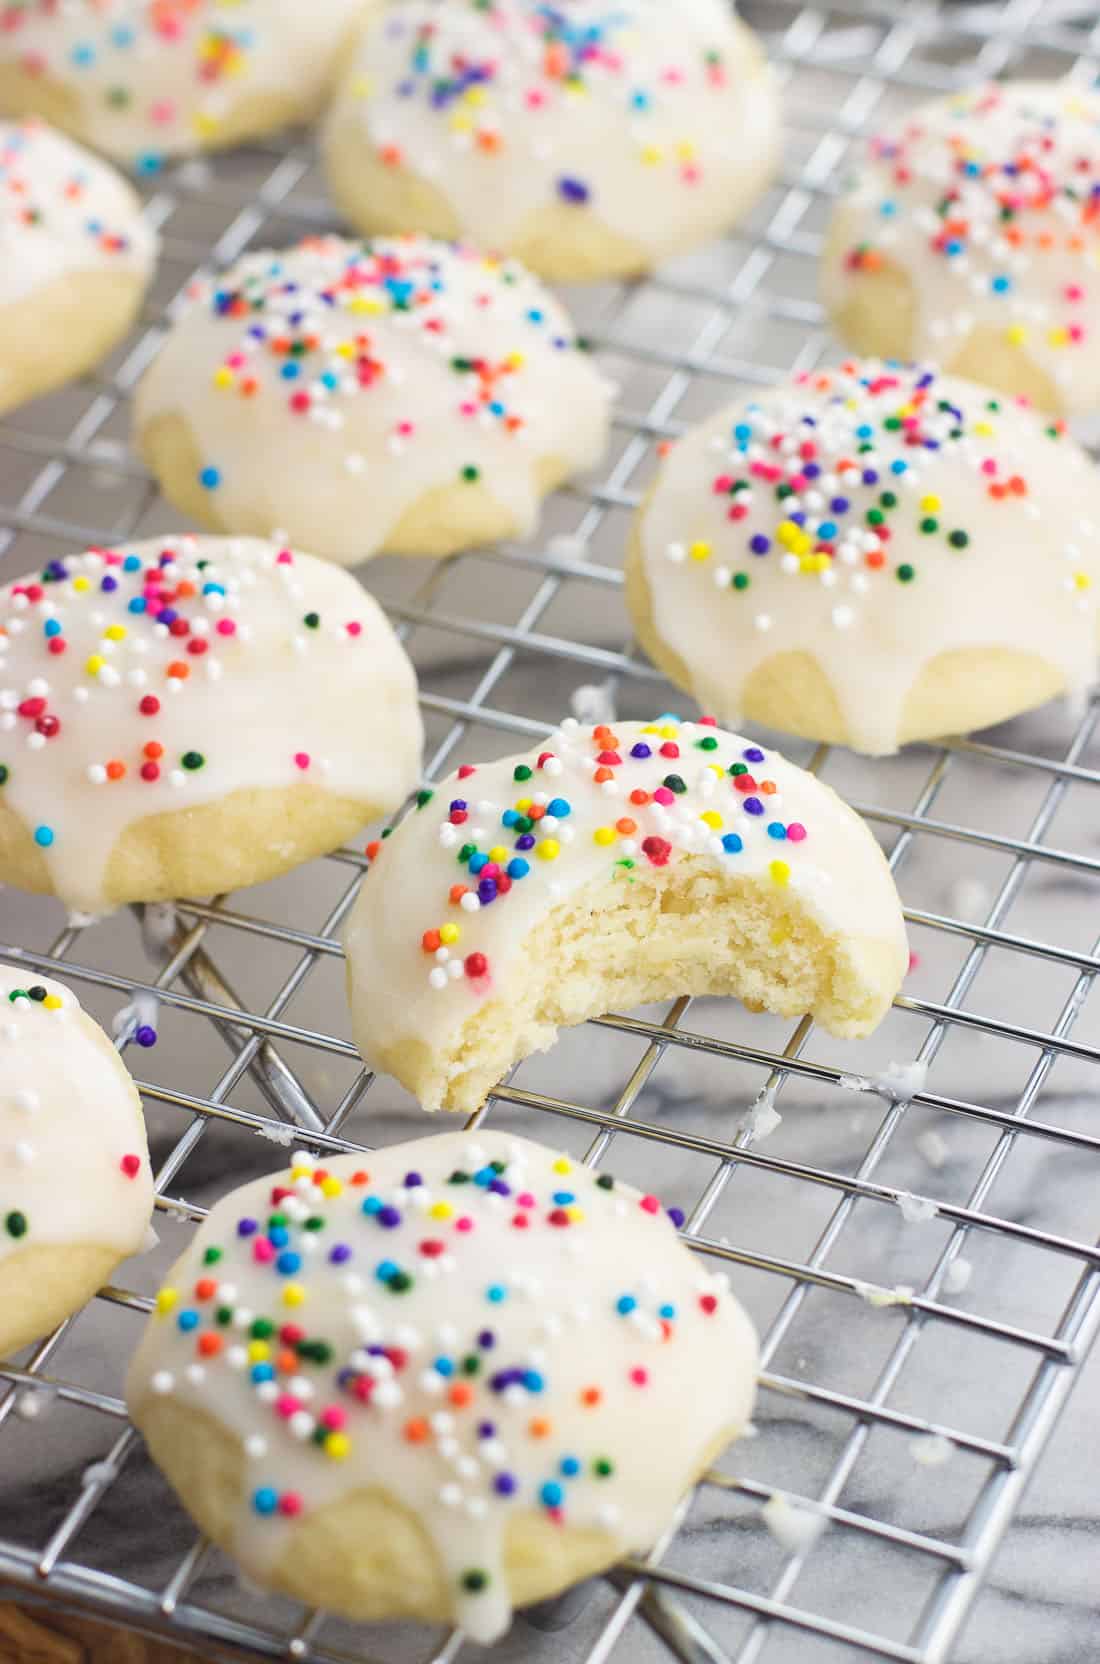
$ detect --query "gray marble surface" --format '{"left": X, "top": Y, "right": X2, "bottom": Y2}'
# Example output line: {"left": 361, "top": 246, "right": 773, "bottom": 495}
{"left": 3, "top": 2, "right": 1100, "bottom": 1659}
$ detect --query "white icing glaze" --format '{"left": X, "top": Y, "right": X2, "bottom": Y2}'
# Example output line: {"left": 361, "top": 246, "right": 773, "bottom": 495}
{"left": 344, "top": 716, "right": 908, "bottom": 1072}
{"left": 0, "top": 534, "right": 423, "bottom": 912}
{"left": 327, "top": 0, "right": 779, "bottom": 263}
{"left": 0, "top": 0, "right": 369, "bottom": 165}
{"left": 133, "top": 234, "right": 612, "bottom": 564}
{"left": 126, "top": 1130, "right": 757, "bottom": 1643}
{"left": 0, "top": 962, "right": 152, "bottom": 1266}
{"left": 635, "top": 362, "right": 1100, "bottom": 754}
{"left": 0, "top": 117, "right": 155, "bottom": 305}
{"left": 822, "top": 82, "right": 1100, "bottom": 416}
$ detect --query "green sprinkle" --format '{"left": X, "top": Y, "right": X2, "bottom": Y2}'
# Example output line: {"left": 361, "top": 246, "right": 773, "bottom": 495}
{"left": 593, "top": 1457, "right": 614, "bottom": 1478}
{"left": 416, "top": 789, "right": 435, "bottom": 809}
{"left": 387, "top": 1271, "right": 413, "bottom": 1293}
{"left": 216, "top": 1306, "right": 234, "bottom": 1326}
{"left": 461, "top": 1570, "right": 489, "bottom": 1594}
{"left": 880, "top": 491, "right": 898, "bottom": 509}
{"left": 948, "top": 530, "right": 969, "bottom": 549}
{"left": 303, "top": 612, "right": 320, "bottom": 629}
{"left": 461, "top": 465, "right": 481, "bottom": 483}
{"left": 513, "top": 764, "right": 533, "bottom": 782}
{"left": 732, "top": 572, "right": 750, "bottom": 590}
{"left": 251, "top": 1318, "right": 275, "bottom": 1339}
{"left": 448, "top": 1170, "right": 471, "bottom": 1185}
{"left": 0, "top": 765, "right": 8, "bottom": 787}
{"left": 730, "top": 763, "right": 748, "bottom": 777}
{"left": 696, "top": 736, "right": 718, "bottom": 750}
{"left": 182, "top": 752, "right": 205, "bottom": 771}
{"left": 897, "top": 564, "right": 916, "bottom": 583}
{"left": 596, "top": 1174, "right": 615, "bottom": 1190}
{"left": 203, "top": 1246, "right": 222, "bottom": 1264}
{"left": 5, "top": 1211, "right": 27, "bottom": 1239}
{"left": 919, "top": 517, "right": 938, "bottom": 534}
{"left": 28, "top": 986, "right": 46, "bottom": 1002}
{"left": 663, "top": 774, "right": 687, "bottom": 794}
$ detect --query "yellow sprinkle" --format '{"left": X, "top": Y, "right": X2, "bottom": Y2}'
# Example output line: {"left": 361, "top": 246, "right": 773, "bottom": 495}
{"left": 155, "top": 1288, "right": 178, "bottom": 1315}
{"left": 321, "top": 1177, "right": 343, "bottom": 1199}
{"left": 335, "top": 341, "right": 355, "bottom": 359}
{"left": 642, "top": 723, "right": 661, "bottom": 735}
{"left": 282, "top": 1283, "right": 305, "bottom": 1308}
{"left": 658, "top": 723, "right": 678, "bottom": 739}
{"left": 85, "top": 654, "right": 105, "bottom": 675}
{"left": 43, "top": 994, "right": 63, "bottom": 1011}
{"left": 430, "top": 1201, "right": 454, "bottom": 1221}
{"left": 1074, "top": 572, "right": 1092, "bottom": 591}
{"left": 553, "top": 1158, "right": 572, "bottom": 1174}
{"left": 464, "top": 86, "right": 485, "bottom": 106}
{"left": 72, "top": 576, "right": 89, "bottom": 593}
{"left": 689, "top": 540, "right": 711, "bottom": 563}
{"left": 1049, "top": 326, "right": 1069, "bottom": 347}
{"left": 104, "top": 623, "right": 126, "bottom": 642}
{"left": 973, "top": 420, "right": 994, "bottom": 437}
{"left": 247, "top": 1340, "right": 271, "bottom": 1363}
{"left": 449, "top": 112, "right": 473, "bottom": 133}
{"left": 707, "top": 763, "right": 725, "bottom": 779}
{"left": 505, "top": 352, "right": 525, "bottom": 371}
{"left": 700, "top": 810, "right": 722, "bottom": 830}
{"left": 439, "top": 921, "right": 460, "bottom": 945}
{"left": 537, "top": 839, "right": 561, "bottom": 861}
{"left": 676, "top": 141, "right": 698, "bottom": 162}
{"left": 325, "top": 1433, "right": 351, "bottom": 1460}
{"left": 770, "top": 860, "right": 791, "bottom": 888}
{"left": 1006, "top": 323, "right": 1028, "bottom": 346}
{"left": 192, "top": 112, "right": 220, "bottom": 136}
{"left": 919, "top": 495, "right": 941, "bottom": 514}
{"left": 641, "top": 144, "right": 664, "bottom": 165}
{"left": 213, "top": 367, "right": 234, "bottom": 389}
{"left": 515, "top": 797, "right": 533, "bottom": 813}
{"left": 351, "top": 73, "right": 371, "bottom": 98}
{"left": 593, "top": 826, "right": 617, "bottom": 846}
{"left": 487, "top": 847, "right": 508, "bottom": 865}
{"left": 566, "top": 1205, "right": 584, "bottom": 1223}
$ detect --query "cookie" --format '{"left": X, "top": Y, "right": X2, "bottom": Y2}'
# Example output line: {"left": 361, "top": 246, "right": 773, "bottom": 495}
{"left": 0, "top": 535, "right": 423, "bottom": 914}
{"left": 126, "top": 1130, "right": 757, "bottom": 1641}
{"left": 133, "top": 235, "right": 612, "bottom": 565}
{"left": 0, "top": 118, "right": 156, "bottom": 415}
{"left": 0, "top": 964, "right": 153, "bottom": 1356}
{"left": 627, "top": 361, "right": 1100, "bottom": 755}
{"left": 0, "top": 0, "right": 371, "bottom": 170}
{"left": 321, "top": 0, "right": 780, "bottom": 283}
{"left": 344, "top": 717, "right": 908, "bottom": 1113}
{"left": 822, "top": 82, "right": 1100, "bottom": 418}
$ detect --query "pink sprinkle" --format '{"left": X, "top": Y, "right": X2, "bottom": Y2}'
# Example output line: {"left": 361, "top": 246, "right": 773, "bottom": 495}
{"left": 1066, "top": 284, "right": 1085, "bottom": 302}
{"left": 276, "top": 1394, "right": 301, "bottom": 1419}
{"left": 455, "top": 1217, "right": 474, "bottom": 1233}
{"left": 787, "top": 823, "right": 807, "bottom": 843}
{"left": 120, "top": 1154, "right": 141, "bottom": 1178}
{"left": 215, "top": 619, "right": 236, "bottom": 636}
{"left": 980, "top": 458, "right": 998, "bottom": 476}
{"left": 276, "top": 550, "right": 294, "bottom": 565}
{"left": 294, "top": 752, "right": 310, "bottom": 770}
{"left": 908, "top": 951, "right": 921, "bottom": 973}
{"left": 713, "top": 474, "right": 733, "bottom": 493}
{"left": 321, "top": 1406, "right": 347, "bottom": 1431}
{"left": 653, "top": 787, "right": 675, "bottom": 806}
{"left": 517, "top": 1191, "right": 536, "bottom": 1209}
{"left": 699, "top": 715, "right": 717, "bottom": 726}
{"left": 639, "top": 1195, "right": 660, "bottom": 1214}
{"left": 397, "top": 421, "right": 415, "bottom": 436}
{"left": 253, "top": 1239, "right": 275, "bottom": 1264}
{"left": 458, "top": 764, "right": 477, "bottom": 779}
{"left": 459, "top": 401, "right": 478, "bottom": 417}
{"left": 346, "top": 621, "right": 362, "bottom": 637}
{"left": 278, "top": 1493, "right": 303, "bottom": 1517}
{"left": 150, "top": 99, "right": 176, "bottom": 125}
{"left": 630, "top": 1367, "right": 649, "bottom": 1386}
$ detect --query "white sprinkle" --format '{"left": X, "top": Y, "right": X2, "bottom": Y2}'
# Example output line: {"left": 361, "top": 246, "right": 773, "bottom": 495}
{"left": 910, "top": 1433, "right": 953, "bottom": 1468}
{"left": 917, "top": 1130, "right": 949, "bottom": 1170}
{"left": 855, "top": 1281, "right": 914, "bottom": 1309}
{"left": 896, "top": 1192, "right": 939, "bottom": 1225}
{"left": 150, "top": 1371, "right": 175, "bottom": 1395}
{"left": 739, "top": 1085, "right": 782, "bottom": 1144}
{"left": 943, "top": 1258, "right": 972, "bottom": 1294}
{"left": 257, "top": 1122, "right": 295, "bottom": 1147}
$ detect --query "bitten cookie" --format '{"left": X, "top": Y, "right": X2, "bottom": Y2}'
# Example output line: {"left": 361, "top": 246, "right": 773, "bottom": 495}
{"left": 822, "top": 82, "right": 1100, "bottom": 418}
{"left": 322, "top": 0, "right": 780, "bottom": 283}
{"left": 0, "top": 535, "right": 423, "bottom": 914}
{"left": 126, "top": 1131, "right": 757, "bottom": 1642}
{"left": 345, "top": 717, "right": 908, "bottom": 1113}
{"left": 0, "top": 118, "right": 156, "bottom": 415}
{"left": 0, "top": 0, "right": 373, "bottom": 170}
{"left": 628, "top": 362, "right": 1100, "bottom": 755}
{"left": 1, "top": 964, "right": 153, "bottom": 1356}
{"left": 133, "top": 235, "right": 612, "bottom": 565}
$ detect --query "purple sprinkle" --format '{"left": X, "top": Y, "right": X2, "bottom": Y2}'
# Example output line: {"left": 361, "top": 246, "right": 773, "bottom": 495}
{"left": 237, "top": 1218, "right": 258, "bottom": 1238}
{"left": 744, "top": 797, "right": 764, "bottom": 816}
{"left": 830, "top": 497, "right": 849, "bottom": 514}
{"left": 749, "top": 534, "right": 770, "bottom": 555}
{"left": 135, "top": 1024, "right": 157, "bottom": 1047}
{"left": 516, "top": 834, "right": 536, "bottom": 851}
{"left": 667, "top": 1207, "right": 686, "bottom": 1228}
{"left": 450, "top": 799, "right": 468, "bottom": 812}
{"left": 404, "top": 1171, "right": 423, "bottom": 1188}
{"left": 478, "top": 1329, "right": 495, "bottom": 1349}
{"left": 378, "top": 1205, "right": 402, "bottom": 1229}
{"left": 478, "top": 878, "right": 498, "bottom": 904}
{"left": 630, "top": 743, "right": 652, "bottom": 759}
{"left": 558, "top": 175, "right": 591, "bottom": 205}
{"left": 101, "top": 575, "right": 118, "bottom": 593}
{"left": 488, "top": 1179, "right": 511, "bottom": 1197}
{"left": 862, "top": 469, "right": 878, "bottom": 486}
{"left": 493, "top": 1473, "right": 517, "bottom": 1496}
{"left": 329, "top": 1244, "right": 352, "bottom": 1263}
{"left": 743, "top": 747, "right": 765, "bottom": 763}
{"left": 477, "top": 1420, "right": 496, "bottom": 1439}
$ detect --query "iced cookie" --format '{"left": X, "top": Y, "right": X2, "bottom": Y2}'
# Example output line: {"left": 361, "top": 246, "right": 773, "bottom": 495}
{"left": 133, "top": 235, "right": 612, "bottom": 565}
{"left": 0, "top": 118, "right": 156, "bottom": 416}
{"left": 127, "top": 1130, "right": 757, "bottom": 1642}
{"left": 0, "top": 0, "right": 373, "bottom": 170}
{"left": 823, "top": 82, "right": 1100, "bottom": 418}
{"left": 322, "top": 0, "right": 780, "bottom": 283}
{"left": 0, "top": 964, "right": 153, "bottom": 1356}
{"left": 627, "top": 361, "right": 1100, "bottom": 755}
{"left": 0, "top": 535, "right": 423, "bottom": 914}
{"left": 345, "top": 717, "right": 908, "bottom": 1113}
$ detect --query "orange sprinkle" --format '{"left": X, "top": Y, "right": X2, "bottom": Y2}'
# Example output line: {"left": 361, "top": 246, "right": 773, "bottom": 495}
{"left": 528, "top": 1417, "right": 552, "bottom": 1439}
{"left": 422, "top": 929, "right": 441, "bottom": 954}
{"left": 448, "top": 1382, "right": 474, "bottom": 1408}
{"left": 616, "top": 818, "right": 637, "bottom": 836}
{"left": 580, "top": 1386, "right": 602, "bottom": 1407}
{"left": 197, "top": 1333, "right": 222, "bottom": 1358}
{"left": 166, "top": 661, "right": 189, "bottom": 680}
{"left": 594, "top": 766, "right": 613, "bottom": 784}
{"left": 404, "top": 1417, "right": 430, "bottom": 1444}
{"left": 106, "top": 760, "right": 126, "bottom": 781}
{"left": 194, "top": 1278, "right": 217, "bottom": 1300}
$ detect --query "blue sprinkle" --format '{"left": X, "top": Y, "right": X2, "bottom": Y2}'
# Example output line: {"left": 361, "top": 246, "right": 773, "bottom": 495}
{"left": 177, "top": 1309, "right": 199, "bottom": 1333}
{"left": 362, "top": 1195, "right": 383, "bottom": 1215}
{"left": 33, "top": 826, "right": 53, "bottom": 848}
{"left": 659, "top": 1303, "right": 677, "bottom": 1320}
{"left": 722, "top": 834, "right": 744, "bottom": 855}
{"left": 276, "top": 1251, "right": 301, "bottom": 1275}
{"left": 523, "top": 1369, "right": 545, "bottom": 1393}
{"left": 123, "top": 554, "right": 141, "bottom": 571}
{"left": 560, "top": 1455, "right": 582, "bottom": 1476}
{"left": 767, "top": 822, "right": 787, "bottom": 840}
{"left": 199, "top": 466, "right": 221, "bottom": 490}
{"left": 376, "top": 1259, "right": 399, "bottom": 1282}
{"left": 268, "top": 1226, "right": 289, "bottom": 1249}
{"left": 507, "top": 858, "right": 530, "bottom": 880}
{"left": 253, "top": 1487, "right": 279, "bottom": 1516}
{"left": 486, "top": 1284, "right": 507, "bottom": 1303}
{"left": 616, "top": 1295, "right": 637, "bottom": 1315}
{"left": 540, "top": 1481, "right": 564, "bottom": 1507}
{"left": 250, "top": 1362, "right": 274, "bottom": 1383}
{"left": 547, "top": 798, "right": 571, "bottom": 818}
{"left": 434, "top": 1356, "right": 455, "bottom": 1377}
{"left": 44, "top": 619, "right": 61, "bottom": 638}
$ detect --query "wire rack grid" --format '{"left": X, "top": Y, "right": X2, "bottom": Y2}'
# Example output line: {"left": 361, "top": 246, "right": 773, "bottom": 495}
{"left": 3, "top": 2, "right": 1100, "bottom": 1662}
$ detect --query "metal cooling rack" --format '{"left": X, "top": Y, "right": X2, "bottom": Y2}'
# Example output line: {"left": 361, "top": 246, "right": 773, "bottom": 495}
{"left": 4, "top": 1, "right": 1100, "bottom": 1660}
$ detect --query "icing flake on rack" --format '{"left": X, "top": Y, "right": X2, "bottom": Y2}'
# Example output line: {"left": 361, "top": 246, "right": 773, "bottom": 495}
{"left": 129, "top": 1132, "right": 752, "bottom": 1643}
{"left": 0, "top": 119, "right": 155, "bottom": 306}
{"left": 364, "top": 718, "right": 809, "bottom": 997}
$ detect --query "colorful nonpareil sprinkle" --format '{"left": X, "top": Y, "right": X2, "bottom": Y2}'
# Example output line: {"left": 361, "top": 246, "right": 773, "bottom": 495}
{"left": 130, "top": 1131, "right": 749, "bottom": 1644}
